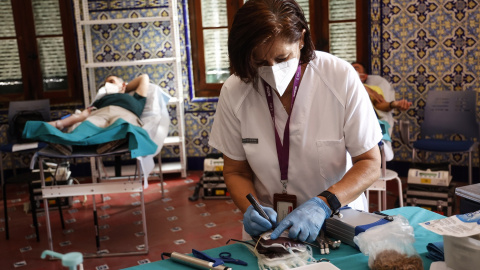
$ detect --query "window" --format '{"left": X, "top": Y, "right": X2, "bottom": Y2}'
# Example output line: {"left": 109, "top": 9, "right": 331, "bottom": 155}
{"left": 310, "top": 0, "right": 369, "bottom": 65}
{"left": 0, "top": 0, "right": 81, "bottom": 106}
{"left": 189, "top": 0, "right": 369, "bottom": 98}
{"left": 188, "top": 0, "right": 242, "bottom": 98}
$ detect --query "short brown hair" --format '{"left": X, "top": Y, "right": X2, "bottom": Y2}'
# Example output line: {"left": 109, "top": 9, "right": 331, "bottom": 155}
{"left": 351, "top": 61, "right": 368, "bottom": 73}
{"left": 228, "top": 0, "right": 315, "bottom": 84}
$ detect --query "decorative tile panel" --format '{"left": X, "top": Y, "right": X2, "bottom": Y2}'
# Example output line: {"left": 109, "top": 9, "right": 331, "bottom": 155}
{"left": 407, "top": 0, "right": 439, "bottom": 23}
{"left": 406, "top": 29, "right": 438, "bottom": 59}
{"left": 443, "top": 27, "right": 476, "bottom": 58}
{"left": 381, "top": 0, "right": 480, "bottom": 167}
{"left": 3, "top": 0, "right": 480, "bottom": 171}
{"left": 444, "top": 0, "right": 478, "bottom": 21}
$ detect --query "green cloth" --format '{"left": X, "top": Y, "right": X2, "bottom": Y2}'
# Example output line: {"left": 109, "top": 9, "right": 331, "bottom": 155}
{"left": 23, "top": 119, "right": 157, "bottom": 158}
{"left": 92, "top": 92, "right": 146, "bottom": 117}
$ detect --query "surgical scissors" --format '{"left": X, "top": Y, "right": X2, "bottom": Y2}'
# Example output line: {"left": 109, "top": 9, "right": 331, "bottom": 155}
{"left": 219, "top": 252, "right": 248, "bottom": 266}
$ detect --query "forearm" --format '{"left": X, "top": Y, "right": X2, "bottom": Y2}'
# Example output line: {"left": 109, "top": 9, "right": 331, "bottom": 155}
{"left": 223, "top": 155, "right": 255, "bottom": 213}
{"left": 374, "top": 101, "right": 393, "bottom": 112}
{"left": 319, "top": 146, "right": 381, "bottom": 207}
{"left": 225, "top": 175, "right": 256, "bottom": 213}
{"left": 56, "top": 108, "right": 92, "bottom": 128}
{"left": 376, "top": 100, "right": 411, "bottom": 112}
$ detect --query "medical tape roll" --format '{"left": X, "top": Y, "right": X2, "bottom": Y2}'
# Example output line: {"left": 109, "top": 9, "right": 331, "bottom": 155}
{"left": 170, "top": 252, "right": 232, "bottom": 270}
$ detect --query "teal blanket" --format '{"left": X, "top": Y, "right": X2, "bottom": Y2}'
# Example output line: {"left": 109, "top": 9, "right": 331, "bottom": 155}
{"left": 378, "top": 119, "right": 391, "bottom": 142}
{"left": 23, "top": 119, "right": 157, "bottom": 158}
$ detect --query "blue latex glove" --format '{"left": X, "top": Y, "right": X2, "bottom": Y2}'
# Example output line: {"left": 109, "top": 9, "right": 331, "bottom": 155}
{"left": 243, "top": 205, "right": 277, "bottom": 236}
{"left": 271, "top": 197, "right": 332, "bottom": 242}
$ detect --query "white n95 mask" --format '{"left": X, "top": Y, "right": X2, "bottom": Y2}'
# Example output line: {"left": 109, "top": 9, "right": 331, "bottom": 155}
{"left": 258, "top": 57, "right": 300, "bottom": 96}
{"left": 104, "top": 82, "right": 121, "bottom": 94}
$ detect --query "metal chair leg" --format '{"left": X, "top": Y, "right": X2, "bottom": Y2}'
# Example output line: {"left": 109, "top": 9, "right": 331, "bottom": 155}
{"left": 56, "top": 198, "right": 65, "bottom": 229}
{"left": 40, "top": 156, "right": 54, "bottom": 252}
{"left": 3, "top": 181, "right": 9, "bottom": 240}
{"left": 378, "top": 190, "right": 383, "bottom": 211}
{"left": 157, "top": 153, "right": 164, "bottom": 198}
{"left": 1, "top": 151, "right": 9, "bottom": 240}
{"left": 395, "top": 176, "right": 404, "bottom": 207}
{"left": 0, "top": 151, "right": 4, "bottom": 191}
{"left": 29, "top": 182, "right": 40, "bottom": 242}
{"left": 468, "top": 151, "right": 472, "bottom": 185}
{"left": 92, "top": 195, "right": 100, "bottom": 251}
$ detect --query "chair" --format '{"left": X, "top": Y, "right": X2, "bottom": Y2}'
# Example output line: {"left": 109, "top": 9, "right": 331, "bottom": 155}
{"left": 364, "top": 75, "right": 403, "bottom": 211}
{"left": 0, "top": 99, "right": 59, "bottom": 241}
{"left": 1, "top": 99, "right": 50, "bottom": 182}
{"left": 411, "top": 91, "right": 479, "bottom": 185}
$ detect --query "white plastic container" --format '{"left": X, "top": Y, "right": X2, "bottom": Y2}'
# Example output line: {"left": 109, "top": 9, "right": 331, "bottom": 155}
{"left": 444, "top": 233, "right": 480, "bottom": 270}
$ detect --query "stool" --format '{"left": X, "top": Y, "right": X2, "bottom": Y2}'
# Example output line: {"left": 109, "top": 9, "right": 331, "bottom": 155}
{"left": 366, "top": 169, "right": 403, "bottom": 211}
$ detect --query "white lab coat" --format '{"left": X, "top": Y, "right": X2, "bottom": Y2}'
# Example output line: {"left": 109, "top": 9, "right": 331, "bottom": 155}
{"left": 209, "top": 51, "right": 383, "bottom": 211}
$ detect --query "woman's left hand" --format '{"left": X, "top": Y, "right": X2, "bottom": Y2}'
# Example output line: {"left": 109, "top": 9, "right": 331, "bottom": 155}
{"left": 270, "top": 197, "right": 331, "bottom": 242}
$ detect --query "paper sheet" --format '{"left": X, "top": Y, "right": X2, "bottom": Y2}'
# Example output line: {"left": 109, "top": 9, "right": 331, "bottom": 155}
{"left": 295, "top": 262, "right": 340, "bottom": 270}
{"left": 420, "top": 210, "right": 480, "bottom": 237}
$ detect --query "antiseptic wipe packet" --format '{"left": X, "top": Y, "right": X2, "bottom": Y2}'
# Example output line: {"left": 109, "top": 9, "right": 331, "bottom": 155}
{"left": 420, "top": 210, "right": 480, "bottom": 237}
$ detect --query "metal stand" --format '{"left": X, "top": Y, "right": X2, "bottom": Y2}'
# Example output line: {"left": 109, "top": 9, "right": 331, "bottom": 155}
{"left": 37, "top": 146, "right": 149, "bottom": 257}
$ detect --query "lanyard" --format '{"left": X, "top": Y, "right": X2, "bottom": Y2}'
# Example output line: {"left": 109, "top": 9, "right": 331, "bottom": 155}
{"left": 263, "top": 64, "right": 302, "bottom": 192}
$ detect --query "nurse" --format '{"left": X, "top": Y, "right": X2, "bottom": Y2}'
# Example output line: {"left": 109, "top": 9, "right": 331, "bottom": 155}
{"left": 208, "top": 0, "right": 382, "bottom": 243}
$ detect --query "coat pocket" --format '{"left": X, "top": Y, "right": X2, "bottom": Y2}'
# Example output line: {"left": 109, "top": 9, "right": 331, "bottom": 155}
{"left": 316, "top": 138, "right": 347, "bottom": 183}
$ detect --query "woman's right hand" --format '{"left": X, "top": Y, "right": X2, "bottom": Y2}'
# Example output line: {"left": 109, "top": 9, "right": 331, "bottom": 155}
{"left": 243, "top": 205, "right": 277, "bottom": 236}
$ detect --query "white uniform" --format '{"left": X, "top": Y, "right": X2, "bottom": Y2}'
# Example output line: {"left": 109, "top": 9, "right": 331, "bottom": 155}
{"left": 209, "top": 51, "right": 383, "bottom": 210}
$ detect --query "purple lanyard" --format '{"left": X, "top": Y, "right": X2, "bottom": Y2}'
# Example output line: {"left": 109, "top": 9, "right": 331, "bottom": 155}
{"left": 263, "top": 64, "right": 302, "bottom": 184}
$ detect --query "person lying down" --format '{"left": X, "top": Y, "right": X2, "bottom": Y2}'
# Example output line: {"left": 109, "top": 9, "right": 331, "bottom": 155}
{"left": 51, "top": 74, "right": 148, "bottom": 132}
{"left": 22, "top": 74, "right": 157, "bottom": 158}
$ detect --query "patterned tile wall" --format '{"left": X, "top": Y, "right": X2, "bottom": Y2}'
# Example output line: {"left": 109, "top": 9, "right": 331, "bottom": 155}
{"left": 83, "top": 0, "right": 216, "bottom": 159}
{"left": 3, "top": 0, "right": 479, "bottom": 171}
{"left": 378, "top": 0, "right": 479, "bottom": 167}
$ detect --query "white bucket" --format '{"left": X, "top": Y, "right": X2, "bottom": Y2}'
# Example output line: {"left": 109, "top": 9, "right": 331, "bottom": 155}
{"left": 444, "top": 233, "right": 480, "bottom": 270}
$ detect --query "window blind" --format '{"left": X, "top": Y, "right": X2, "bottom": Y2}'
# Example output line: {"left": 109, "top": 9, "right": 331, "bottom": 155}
{"left": 329, "top": 22, "right": 357, "bottom": 63}
{"left": 0, "top": 1, "right": 21, "bottom": 84}
{"left": 329, "top": 0, "right": 356, "bottom": 21}
{"left": 32, "top": 0, "right": 63, "bottom": 36}
{"left": 201, "top": 0, "right": 229, "bottom": 83}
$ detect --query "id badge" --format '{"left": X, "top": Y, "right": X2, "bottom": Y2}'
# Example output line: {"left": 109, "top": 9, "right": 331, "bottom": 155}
{"left": 273, "top": 193, "right": 297, "bottom": 222}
